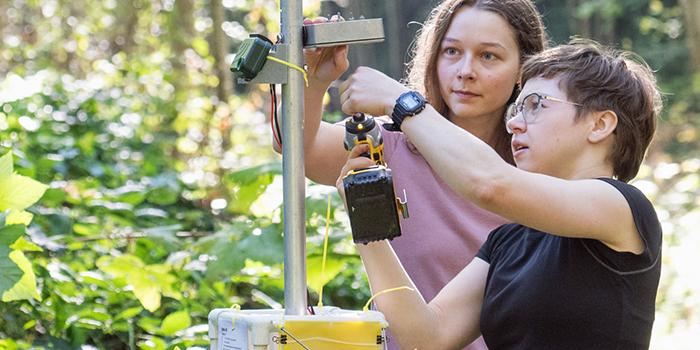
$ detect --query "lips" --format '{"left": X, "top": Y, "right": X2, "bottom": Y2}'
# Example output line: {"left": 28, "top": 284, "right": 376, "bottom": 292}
{"left": 511, "top": 140, "right": 529, "bottom": 155}
{"left": 452, "top": 90, "right": 480, "bottom": 99}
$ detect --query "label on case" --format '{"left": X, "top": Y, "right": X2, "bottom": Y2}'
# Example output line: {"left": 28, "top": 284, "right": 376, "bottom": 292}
{"left": 218, "top": 316, "right": 248, "bottom": 350}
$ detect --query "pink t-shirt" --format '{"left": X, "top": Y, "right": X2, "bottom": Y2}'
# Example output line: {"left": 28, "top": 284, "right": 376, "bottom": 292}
{"left": 381, "top": 126, "right": 507, "bottom": 350}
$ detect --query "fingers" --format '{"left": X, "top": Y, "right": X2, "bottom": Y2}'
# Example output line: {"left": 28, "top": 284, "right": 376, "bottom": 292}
{"left": 339, "top": 144, "right": 374, "bottom": 175}
{"left": 341, "top": 98, "right": 356, "bottom": 115}
{"left": 339, "top": 70, "right": 361, "bottom": 114}
{"left": 348, "top": 143, "right": 371, "bottom": 159}
{"left": 333, "top": 45, "right": 349, "bottom": 66}
{"left": 336, "top": 143, "right": 373, "bottom": 202}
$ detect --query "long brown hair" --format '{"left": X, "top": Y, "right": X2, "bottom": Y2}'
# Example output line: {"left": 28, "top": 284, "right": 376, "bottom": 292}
{"left": 405, "top": 0, "right": 547, "bottom": 163}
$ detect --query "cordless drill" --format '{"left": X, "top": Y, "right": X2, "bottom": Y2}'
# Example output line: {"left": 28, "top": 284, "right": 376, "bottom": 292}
{"left": 342, "top": 113, "right": 408, "bottom": 244}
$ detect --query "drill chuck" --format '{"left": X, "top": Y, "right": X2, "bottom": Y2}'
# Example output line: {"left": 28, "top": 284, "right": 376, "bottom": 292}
{"left": 344, "top": 113, "right": 384, "bottom": 165}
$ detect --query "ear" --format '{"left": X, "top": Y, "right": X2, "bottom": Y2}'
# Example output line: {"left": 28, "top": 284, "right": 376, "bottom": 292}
{"left": 588, "top": 110, "right": 618, "bottom": 144}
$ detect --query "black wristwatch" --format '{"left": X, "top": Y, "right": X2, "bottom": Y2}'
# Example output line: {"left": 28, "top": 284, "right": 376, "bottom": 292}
{"left": 384, "top": 91, "right": 427, "bottom": 132}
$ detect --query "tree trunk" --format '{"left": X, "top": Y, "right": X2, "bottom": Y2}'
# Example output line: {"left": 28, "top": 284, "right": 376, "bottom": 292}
{"left": 169, "top": 0, "right": 194, "bottom": 93}
{"left": 210, "top": 0, "right": 233, "bottom": 103}
{"left": 680, "top": 0, "right": 700, "bottom": 72}
{"left": 567, "top": 0, "right": 590, "bottom": 38}
{"left": 112, "top": 0, "right": 140, "bottom": 55}
{"left": 209, "top": 0, "right": 234, "bottom": 150}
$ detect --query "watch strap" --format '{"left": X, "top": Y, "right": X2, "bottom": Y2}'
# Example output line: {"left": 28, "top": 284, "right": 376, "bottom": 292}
{"left": 386, "top": 91, "right": 426, "bottom": 132}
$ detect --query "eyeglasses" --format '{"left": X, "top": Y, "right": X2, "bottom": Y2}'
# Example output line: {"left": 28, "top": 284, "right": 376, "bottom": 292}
{"left": 505, "top": 92, "right": 582, "bottom": 134}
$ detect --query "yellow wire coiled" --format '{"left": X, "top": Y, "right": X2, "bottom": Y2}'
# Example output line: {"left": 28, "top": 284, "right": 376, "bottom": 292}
{"left": 363, "top": 286, "right": 414, "bottom": 312}
{"left": 267, "top": 56, "right": 309, "bottom": 87}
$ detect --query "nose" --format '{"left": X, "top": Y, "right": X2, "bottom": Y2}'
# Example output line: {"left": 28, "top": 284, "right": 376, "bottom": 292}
{"left": 506, "top": 111, "right": 526, "bottom": 134}
{"left": 457, "top": 55, "right": 476, "bottom": 80}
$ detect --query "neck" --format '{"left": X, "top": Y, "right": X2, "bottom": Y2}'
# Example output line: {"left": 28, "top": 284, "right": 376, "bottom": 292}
{"left": 565, "top": 148, "right": 615, "bottom": 180}
{"left": 448, "top": 110, "right": 503, "bottom": 148}
{"left": 569, "top": 164, "right": 614, "bottom": 180}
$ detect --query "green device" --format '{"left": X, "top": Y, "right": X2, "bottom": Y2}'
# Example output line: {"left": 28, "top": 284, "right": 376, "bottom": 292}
{"left": 230, "top": 35, "right": 273, "bottom": 80}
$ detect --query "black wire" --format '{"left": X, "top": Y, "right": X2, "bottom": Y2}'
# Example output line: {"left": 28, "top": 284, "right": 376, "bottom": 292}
{"left": 272, "top": 84, "right": 282, "bottom": 145}
{"left": 306, "top": 289, "right": 315, "bottom": 315}
{"left": 269, "top": 84, "right": 278, "bottom": 147}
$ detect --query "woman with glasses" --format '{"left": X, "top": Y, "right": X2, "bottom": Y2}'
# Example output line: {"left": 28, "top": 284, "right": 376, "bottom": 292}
{"left": 337, "top": 41, "right": 662, "bottom": 349}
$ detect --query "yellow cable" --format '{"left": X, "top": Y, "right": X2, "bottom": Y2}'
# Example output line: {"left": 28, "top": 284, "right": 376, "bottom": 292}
{"left": 267, "top": 56, "right": 309, "bottom": 87}
{"left": 317, "top": 194, "right": 333, "bottom": 311}
{"left": 284, "top": 336, "right": 378, "bottom": 347}
{"left": 363, "top": 286, "right": 415, "bottom": 312}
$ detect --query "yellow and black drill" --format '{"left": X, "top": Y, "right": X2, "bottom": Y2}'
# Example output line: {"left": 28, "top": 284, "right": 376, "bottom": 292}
{"left": 342, "top": 113, "right": 408, "bottom": 244}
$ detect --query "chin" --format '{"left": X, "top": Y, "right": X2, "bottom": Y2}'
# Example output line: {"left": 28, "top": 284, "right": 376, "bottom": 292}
{"left": 448, "top": 106, "right": 480, "bottom": 120}
{"left": 514, "top": 161, "right": 535, "bottom": 173}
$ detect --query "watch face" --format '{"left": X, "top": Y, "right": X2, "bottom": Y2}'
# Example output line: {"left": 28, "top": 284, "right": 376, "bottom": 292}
{"left": 401, "top": 95, "right": 421, "bottom": 110}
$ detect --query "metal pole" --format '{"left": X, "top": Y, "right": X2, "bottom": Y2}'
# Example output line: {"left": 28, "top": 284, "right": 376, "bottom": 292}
{"left": 280, "top": 0, "right": 307, "bottom": 315}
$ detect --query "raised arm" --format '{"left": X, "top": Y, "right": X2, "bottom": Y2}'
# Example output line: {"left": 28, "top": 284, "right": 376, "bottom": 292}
{"left": 272, "top": 17, "right": 349, "bottom": 186}
{"left": 398, "top": 106, "right": 643, "bottom": 254}
{"left": 339, "top": 66, "right": 643, "bottom": 254}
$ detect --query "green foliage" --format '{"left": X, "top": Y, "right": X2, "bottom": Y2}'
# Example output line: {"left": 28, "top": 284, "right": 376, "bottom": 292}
{"left": 0, "top": 0, "right": 362, "bottom": 348}
{"left": 0, "top": 0, "right": 698, "bottom": 348}
{"left": 0, "top": 152, "right": 47, "bottom": 302}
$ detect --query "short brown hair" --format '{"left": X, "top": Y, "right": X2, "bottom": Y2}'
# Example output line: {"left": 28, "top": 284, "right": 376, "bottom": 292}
{"left": 520, "top": 40, "right": 663, "bottom": 182}
{"left": 406, "top": 0, "right": 547, "bottom": 163}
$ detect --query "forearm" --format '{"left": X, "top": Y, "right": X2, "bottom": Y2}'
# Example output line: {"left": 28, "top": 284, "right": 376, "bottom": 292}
{"left": 273, "top": 84, "right": 326, "bottom": 154}
{"left": 302, "top": 84, "right": 348, "bottom": 185}
{"left": 272, "top": 81, "right": 346, "bottom": 185}
{"left": 302, "top": 84, "right": 328, "bottom": 151}
{"left": 357, "top": 241, "right": 444, "bottom": 350}
{"left": 400, "top": 106, "right": 513, "bottom": 208}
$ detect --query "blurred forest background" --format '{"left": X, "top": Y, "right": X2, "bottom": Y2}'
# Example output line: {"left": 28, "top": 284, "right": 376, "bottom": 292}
{"left": 0, "top": 0, "right": 699, "bottom": 349}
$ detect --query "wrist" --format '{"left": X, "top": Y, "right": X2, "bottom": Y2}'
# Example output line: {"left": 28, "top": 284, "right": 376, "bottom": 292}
{"left": 386, "top": 88, "right": 409, "bottom": 116}
{"left": 305, "top": 83, "right": 330, "bottom": 101}
{"left": 307, "top": 74, "right": 337, "bottom": 90}
{"left": 400, "top": 103, "right": 428, "bottom": 131}
{"left": 389, "top": 90, "right": 427, "bottom": 131}
{"left": 384, "top": 97, "right": 396, "bottom": 117}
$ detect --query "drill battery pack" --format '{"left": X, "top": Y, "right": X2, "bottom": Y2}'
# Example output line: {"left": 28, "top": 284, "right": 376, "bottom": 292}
{"left": 343, "top": 165, "right": 401, "bottom": 244}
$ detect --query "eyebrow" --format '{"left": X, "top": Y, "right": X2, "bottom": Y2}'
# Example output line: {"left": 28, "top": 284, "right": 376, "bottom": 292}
{"left": 441, "top": 37, "right": 507, "bottom": 51}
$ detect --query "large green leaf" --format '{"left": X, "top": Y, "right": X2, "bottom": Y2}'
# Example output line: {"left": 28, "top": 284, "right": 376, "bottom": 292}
{"left": 159, "top": 310, "right": 191, "bottom": 336}
{"left": 0, "top": 246, "right": 22, "bottom": 295}
{"left": 0, "top": 170, "right": 49, "bottom": 212}
{"left": 2, "top": 249, "right": 41, "bottom": 301}
{"left": 0, "top": 153, "right": 13, "bottom": 178}
{"left": 204, "top": 238, "right": 246, "bottom": 279}
{"left": 147, "top": 186, "right": 178, "bottom": 206}
{"left": 230, "top": 174, "right": 275, "bottom": 214}
{"left": 0, "top": 224, "right": 24, "bottom": 245}
{"left": 130, "top": 271, "right": 161, "bottom": 313}
{"left": 5, "top": 210, "right": 34, "bottom": 226}
{"left": 96, "top": 254, "right": 178, "bottom": 312}
{"left": 227, "top": 162, "right": 281, "bottom": 213}
{"left": 203, "top": 223, "right": 284, "bottom": 279}
{"left": 10, "top": 236, "right": 43, "bottom": 252}
{"left": 235, "top": 225, "right": 284, "bottom": 265}
{"left": 226, "top": 162, "right": 282, "bottom": 184}
{"left": 307, "top": 254, "right": 347, "bottom": 296}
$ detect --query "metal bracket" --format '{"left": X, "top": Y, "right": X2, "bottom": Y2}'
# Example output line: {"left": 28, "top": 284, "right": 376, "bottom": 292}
{"left": 236, "top": 18, "right": 385, "bottom": 85}
{"left": 303, "top": 18, "right": 385, "bottom": 48}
